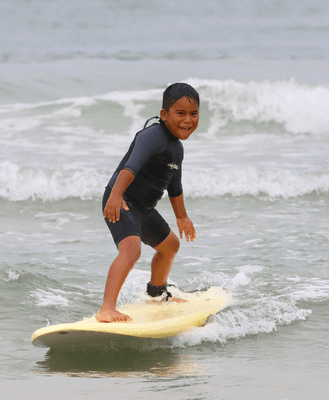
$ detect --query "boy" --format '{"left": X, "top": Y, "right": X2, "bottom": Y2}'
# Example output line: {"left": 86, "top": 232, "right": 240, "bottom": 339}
{"left": 96, "top": 82, "right": 199, "bottom": 323}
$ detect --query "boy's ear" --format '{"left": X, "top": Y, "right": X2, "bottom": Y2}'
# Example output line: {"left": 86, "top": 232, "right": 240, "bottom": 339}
{"left": 160, "top": 108, "right": 168, "bottom": 122}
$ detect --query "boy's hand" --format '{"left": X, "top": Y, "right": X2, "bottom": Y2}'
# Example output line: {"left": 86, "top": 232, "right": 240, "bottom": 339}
{"left": 176, "top": 216, "right": 196, "bottom": 242}
{"left": 104, "top": 194, "right": 129, "bottom": 223}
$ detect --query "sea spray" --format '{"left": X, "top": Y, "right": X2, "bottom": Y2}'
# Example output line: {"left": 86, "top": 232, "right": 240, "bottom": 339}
{"left": 1, "top": 79, "right": 329, "bottom": 137}
{"left": 1, "top": 162, "right": 328, "bottom": 201}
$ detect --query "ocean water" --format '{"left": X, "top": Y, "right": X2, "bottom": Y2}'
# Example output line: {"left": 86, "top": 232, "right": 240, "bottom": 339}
{"left": 1, "top": 0, "right": 329, "bottom": 399}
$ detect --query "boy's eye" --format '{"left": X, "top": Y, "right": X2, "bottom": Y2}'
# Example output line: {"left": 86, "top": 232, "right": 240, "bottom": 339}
{"left": 175, "top": 110, "right": 198, "bottom": 116}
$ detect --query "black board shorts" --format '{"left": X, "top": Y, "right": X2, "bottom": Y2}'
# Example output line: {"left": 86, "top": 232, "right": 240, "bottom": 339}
{"left": 102, "top": 186, "right": 171, "bottom": 248}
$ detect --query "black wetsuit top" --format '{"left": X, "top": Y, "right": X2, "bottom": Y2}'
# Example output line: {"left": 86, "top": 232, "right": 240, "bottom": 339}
{"left": 108, "top": 120, "right": 183, "bottom": 210}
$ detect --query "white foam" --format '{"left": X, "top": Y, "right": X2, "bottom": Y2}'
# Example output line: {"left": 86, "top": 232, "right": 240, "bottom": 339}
{"left": 229, "top": 272, "right": 251, "bottom": 288}
{"left": 173, "top": 298, "right": 311, "bottom": 348}
{"left": 183, "top": 167, "right": 329, "bottom": 199}
{"left": 1, "top": 161, "right": 329, "bottom": 201}
{"left": 98, "top": 89, "right": 162, "bottom": 136}
{"left": 186, "top": 270, "right": 229, "bottom": 291}
{"left": 98, "top": 78, "right": 329, "bottom": 136}
{"left": 1, "top": 78, "right": 328, "bottom": 138}
{"left": 237, "top": 264, "right": 264, "bottom": 274}
{"left": 1, "top": 79, "right": 329, "bottom": 202}
{"left": 168, "top": 268, "right": 319, "bottom": 348}
{"left": 188, "top": 78, "right": 329, "bottom": 135}
{"left": 0, "top": 162, "right": 107, "bottom": 201}
{"left": 290, "top": 277, "right": 329, "bottom": 302}
{"left": 3, "top": 270, "right": 20, "bottom": 282}
{"left": 29, "top": 289, "right": 69, "bottom": 307}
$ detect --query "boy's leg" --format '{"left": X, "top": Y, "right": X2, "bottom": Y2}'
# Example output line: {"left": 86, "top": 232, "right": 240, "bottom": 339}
{"left": 140, "top": 209, "right": 180, "bottom": 291}
{"left": 150, "top": 230, "right": 180, "bottom": 287}
{"left": 96, "top": 235, "right": 141, "bottom": 323}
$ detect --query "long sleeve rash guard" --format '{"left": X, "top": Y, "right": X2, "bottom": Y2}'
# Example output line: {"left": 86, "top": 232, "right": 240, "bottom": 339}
{"left": 108, "top": 121, "right": 184, "bottom": 210}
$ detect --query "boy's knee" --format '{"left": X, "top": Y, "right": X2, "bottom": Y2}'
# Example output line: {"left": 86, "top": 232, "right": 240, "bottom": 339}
{"left": 119, "top": 236, "right": 141, "bottom": 267}
{"left": 170, "top": 234, "right": 180, "bottom": 254}
{"left": 127, "top": 243, "right": 141, "bottom": 266}
{"left": 160, "top": 232, "right": 180, "bottom": 256}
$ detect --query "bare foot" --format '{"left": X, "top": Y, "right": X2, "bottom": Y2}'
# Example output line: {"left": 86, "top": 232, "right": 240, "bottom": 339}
{"left": 95, "top": 308, "right": 132, "bottom": 323}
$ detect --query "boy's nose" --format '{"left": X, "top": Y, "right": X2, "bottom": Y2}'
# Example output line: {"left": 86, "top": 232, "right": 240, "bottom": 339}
{"left": 183, "top": 114, "right": 192, "bottom": 123}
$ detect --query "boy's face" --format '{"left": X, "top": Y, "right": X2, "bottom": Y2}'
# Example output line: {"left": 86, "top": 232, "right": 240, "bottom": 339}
{"left": 160, "top": 97, "right": 199, "bottom": 140}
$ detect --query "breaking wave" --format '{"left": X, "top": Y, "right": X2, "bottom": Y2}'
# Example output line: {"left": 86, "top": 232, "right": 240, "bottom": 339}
{"left": 1, "top": 162, "right": 328, "bottom": 202}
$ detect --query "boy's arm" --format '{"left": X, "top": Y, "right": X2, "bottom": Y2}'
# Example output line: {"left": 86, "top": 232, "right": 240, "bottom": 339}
{"left": 169, "top": 193, "right": 196, "bottom": 242}
{"left": 104, "top": 169, "right": 134, "bottom": 223}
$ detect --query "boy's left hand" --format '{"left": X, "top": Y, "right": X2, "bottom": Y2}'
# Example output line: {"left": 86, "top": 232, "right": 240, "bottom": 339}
{"left": 176, "top": 217, "right": 196, "bottom": 242}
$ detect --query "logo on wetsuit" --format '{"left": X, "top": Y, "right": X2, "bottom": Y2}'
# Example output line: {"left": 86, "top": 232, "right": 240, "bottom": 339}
{"left": 167, "top": 163, "right": 179, "bottom": 170}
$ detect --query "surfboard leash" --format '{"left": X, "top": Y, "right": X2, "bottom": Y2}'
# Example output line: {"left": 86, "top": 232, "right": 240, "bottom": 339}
{"left": 146, "top": 282, "right": 173, "bottom": 301}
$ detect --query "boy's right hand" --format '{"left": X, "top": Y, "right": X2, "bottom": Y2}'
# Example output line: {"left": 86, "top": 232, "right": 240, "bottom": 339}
{"left": 103, "top": 194, "right": 129, "bottom": 223}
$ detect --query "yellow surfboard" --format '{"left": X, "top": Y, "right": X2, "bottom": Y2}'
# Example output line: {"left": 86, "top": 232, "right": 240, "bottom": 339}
{"left": 31, "top": 287, "right": 230, "bottom": 348}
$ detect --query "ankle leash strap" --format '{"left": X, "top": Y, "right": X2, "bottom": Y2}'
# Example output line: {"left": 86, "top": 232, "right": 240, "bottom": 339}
{"left": 146, "top": 282, "right": 172, "bottom": 301}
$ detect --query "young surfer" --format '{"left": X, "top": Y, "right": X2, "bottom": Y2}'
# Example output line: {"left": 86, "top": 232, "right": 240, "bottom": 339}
{"left": 96, "top": 83, "right": 199, "bottom": 323}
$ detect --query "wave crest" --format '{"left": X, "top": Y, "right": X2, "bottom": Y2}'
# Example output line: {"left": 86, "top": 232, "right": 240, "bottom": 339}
{"left": 1, "top": 162, "right": 328, "bottom": 202}
{"left": 0, "top": 162, "right": 106, "bottom": 201}
{"left": 184, "top": 167, "right": 329, "bottom": 199}
{"left": 189, "top": 78, "right": 329, "bottom": 135}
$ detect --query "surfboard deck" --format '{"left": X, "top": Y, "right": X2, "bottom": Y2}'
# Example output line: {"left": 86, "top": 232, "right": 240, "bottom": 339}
{"left": 31, "top": 287, "right": 230, "bottom": 348}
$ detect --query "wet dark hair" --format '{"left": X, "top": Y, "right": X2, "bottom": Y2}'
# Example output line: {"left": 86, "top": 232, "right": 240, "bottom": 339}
{"left": 162, "top": 83, "right": 200, "bottom": 112}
